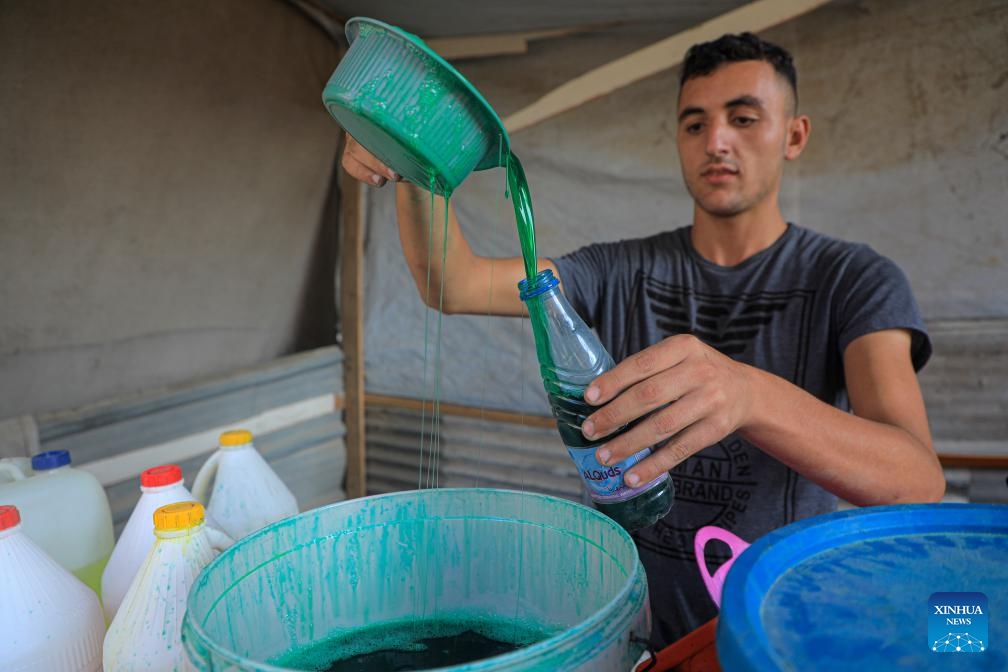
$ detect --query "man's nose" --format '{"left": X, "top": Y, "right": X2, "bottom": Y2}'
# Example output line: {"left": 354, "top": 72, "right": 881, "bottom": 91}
{"left": 705, "top": 120, "right": 731, "bottom": 156}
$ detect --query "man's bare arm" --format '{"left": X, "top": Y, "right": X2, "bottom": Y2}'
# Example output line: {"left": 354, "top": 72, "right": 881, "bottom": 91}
{"left": 581, "top": 329, "right": 945, "bottom": 505}
{"left": 342, "top": 134, "right": 552, "bottom": 316}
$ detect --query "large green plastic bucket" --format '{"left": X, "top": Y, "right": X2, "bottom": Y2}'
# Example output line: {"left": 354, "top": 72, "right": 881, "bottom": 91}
{"left": 322, "top": 17, "right": 509, "bottom": 196}
{"left": 181, "top": 488, "right": 650, "bottom": 671}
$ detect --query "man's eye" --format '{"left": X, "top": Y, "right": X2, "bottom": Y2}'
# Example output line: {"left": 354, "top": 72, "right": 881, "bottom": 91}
{"left": 734, "top": 116, "right": 756, "bottom": 126}
{"left": 685, "top": 122, "right": 703, "bottom": 134}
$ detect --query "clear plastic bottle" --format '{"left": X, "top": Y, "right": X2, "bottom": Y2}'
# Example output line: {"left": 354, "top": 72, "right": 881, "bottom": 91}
{"left": 519, "top": 268, "right": 674, "bottom": 532}
{"left": 101, "top": 464, "right": 197, "bottom": 623}
{"left": 103, "top": 501, "right": 232, "bottom": 672}
{"left": 191, "top": 429, "right": 299, "bottom": 541}
{"left": 0, "top": 505, "right": 105, "bottom": 672}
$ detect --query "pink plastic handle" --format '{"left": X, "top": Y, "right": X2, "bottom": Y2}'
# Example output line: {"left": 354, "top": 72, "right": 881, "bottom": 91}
{"left": 694, "top": 526, "right": 751, "bottom": 609}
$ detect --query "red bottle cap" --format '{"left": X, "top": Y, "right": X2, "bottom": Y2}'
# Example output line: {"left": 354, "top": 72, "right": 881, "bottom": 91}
{"left": 0, "top": 505, "right": 21, "bottom": 530}
{"left": 141, "top": 464, "right": 183, "bottom": 488}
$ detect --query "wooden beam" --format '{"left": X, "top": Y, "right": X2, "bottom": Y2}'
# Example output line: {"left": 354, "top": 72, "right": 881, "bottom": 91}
{"left": 366, "top": 393, "right": 555, "bottom": 429}
{"left": 938, "top": 455, "right": 1008, "bottom": 470}
{"left": 339, "top": 146, "right": 367, "bottom": 499}
{"left": 503, "top": 0, "right": 834, "bottom": 134}
{"left": 425, "top": 27, "right": 591, "bottom": 61}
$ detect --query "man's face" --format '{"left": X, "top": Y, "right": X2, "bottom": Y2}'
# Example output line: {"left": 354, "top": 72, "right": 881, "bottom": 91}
{"left": 676, "top": 60, "right": 798, "bottom": 219}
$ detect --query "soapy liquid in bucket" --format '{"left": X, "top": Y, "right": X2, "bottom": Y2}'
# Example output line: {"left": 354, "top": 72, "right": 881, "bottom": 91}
{"left": 272, "top": 614, "right": 555, "bottom": 671}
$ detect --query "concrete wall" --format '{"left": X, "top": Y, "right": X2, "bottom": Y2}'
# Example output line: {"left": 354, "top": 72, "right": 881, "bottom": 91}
{"left": 0, "top": 1, "right": 342, "bottom": 417}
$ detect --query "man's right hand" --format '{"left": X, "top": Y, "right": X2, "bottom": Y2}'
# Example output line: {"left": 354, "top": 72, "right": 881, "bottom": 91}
{"left": 341, "top": 134, "right": 401, "bottom": 187}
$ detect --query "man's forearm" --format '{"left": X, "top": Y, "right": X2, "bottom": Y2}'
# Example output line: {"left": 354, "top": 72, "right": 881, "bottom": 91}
{"left": 395, "top": 182, "right": 472, "bottom": 310}
{"left": 740, "top": 365, "right": 945, "bottom": 506}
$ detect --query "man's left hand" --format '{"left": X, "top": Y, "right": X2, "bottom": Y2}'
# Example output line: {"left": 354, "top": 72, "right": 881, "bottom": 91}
{"left": 581, "top": 334, "right": 755, "bottom": 488}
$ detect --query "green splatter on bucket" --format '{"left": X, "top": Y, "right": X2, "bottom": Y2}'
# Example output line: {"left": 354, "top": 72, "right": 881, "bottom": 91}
{"left": 181, "top": 488, "right": 650, "bottom": 671}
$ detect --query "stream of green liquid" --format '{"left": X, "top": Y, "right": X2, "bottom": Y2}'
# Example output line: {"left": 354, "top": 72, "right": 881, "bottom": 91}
{"left": 505, "top": 152, "right": 538, "bottom": 285}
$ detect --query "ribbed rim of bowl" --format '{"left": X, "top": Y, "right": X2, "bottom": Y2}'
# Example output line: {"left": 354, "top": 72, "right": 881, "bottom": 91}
{"left": 345, "top": 17, "right": 510, "bottom": 170}
{"left": 183, "top": 488, "right": 647, "bottom": 672}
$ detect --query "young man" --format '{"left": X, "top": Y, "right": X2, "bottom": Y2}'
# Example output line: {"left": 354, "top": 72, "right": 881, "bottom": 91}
{"left": 342, "top": 32, "right": 945, "bottom": 647}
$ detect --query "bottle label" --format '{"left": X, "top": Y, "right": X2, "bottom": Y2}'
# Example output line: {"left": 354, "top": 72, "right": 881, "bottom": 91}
{"left": 567, "top": 446, "right": 667, "bottom": 502}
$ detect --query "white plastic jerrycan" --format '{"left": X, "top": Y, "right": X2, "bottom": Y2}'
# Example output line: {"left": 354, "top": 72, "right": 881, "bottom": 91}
{"left": 101, "top": 464, "right": 200, "bottom": 622}
{"left": 192, "top": 429, "right": 299, "bottom": 540}
{"left": 0, "top": 449, "right": 114, "bottom": 596}
{"left": 0, "top": 505, "right": 105, "bottom": 672}
{"left": 103, "top": 501, "right": 232, "bottom": 672}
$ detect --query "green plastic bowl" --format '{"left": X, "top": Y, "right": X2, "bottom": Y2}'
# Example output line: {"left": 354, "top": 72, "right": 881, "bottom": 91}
{"left": 322, "top": 17, "right": 510, "bottom": 196}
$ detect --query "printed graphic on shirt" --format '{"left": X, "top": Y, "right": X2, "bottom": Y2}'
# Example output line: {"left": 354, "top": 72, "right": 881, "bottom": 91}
{"left": 648, "top": 287, "right": 791, "bottom": 356}
{"left": 629, "top": 274, "right": 815, "bottom": 561}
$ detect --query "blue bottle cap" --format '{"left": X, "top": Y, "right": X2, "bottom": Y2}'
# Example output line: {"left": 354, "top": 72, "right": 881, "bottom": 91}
{"left": 518, "top": 269, "right": 559, "bottom": 301}
{"left": 31, "top": 449, "right": 71, "bottom": 471}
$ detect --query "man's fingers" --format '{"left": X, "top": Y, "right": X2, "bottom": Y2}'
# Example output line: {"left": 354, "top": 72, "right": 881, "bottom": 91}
{"left": 582, "top": 368, "right": 687, "bottom": 441}
{"left": 585, "top": 335, "right": 694, "bottom": 406}
{"left": 342, "top": 135, "right": 400, "bottom": 185}
{"left": 342, "top": 151, "right": 387, "bottom": 186}
{"left": 595, "top": 391, "right": 706, "bottom": 465}
{"left": 619, "top": 421, "right": 720, "bottom": 487}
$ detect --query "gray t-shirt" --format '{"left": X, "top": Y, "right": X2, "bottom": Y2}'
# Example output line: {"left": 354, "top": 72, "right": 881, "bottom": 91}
{"left": 552, "top": 223, "right": 930, "bottom": 649}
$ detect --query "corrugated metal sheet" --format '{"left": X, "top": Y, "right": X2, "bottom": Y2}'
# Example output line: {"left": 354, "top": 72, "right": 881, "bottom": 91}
{"left": 365, "top": 405, "right": 584, "bottom": 503}
{"left": 921, "top": 318, "right": 1008, "bottom": 444}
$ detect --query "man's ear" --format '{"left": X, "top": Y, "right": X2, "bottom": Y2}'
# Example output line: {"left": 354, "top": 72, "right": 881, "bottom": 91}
{"left": 785, "top": 115, "right": 811, "bottom": 161}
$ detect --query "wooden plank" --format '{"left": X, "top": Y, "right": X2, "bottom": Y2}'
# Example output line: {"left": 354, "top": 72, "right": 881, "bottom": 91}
{"left": 934, "top": 440, "right": 1008, "bottom": 458}
{"left": 339, "top": 140, "right": 367, "bottom": 499}
{"left": 938, "top": 455, "right": 1008, "bottom": 470}
{"left": 425, "top": 27, "right": 591, "bottom": 60}
{"left": 366, "top": 393, "right": 555, "bottom": 429}
{"left": 503, "top": 0, "right": 834, "bottom": 134}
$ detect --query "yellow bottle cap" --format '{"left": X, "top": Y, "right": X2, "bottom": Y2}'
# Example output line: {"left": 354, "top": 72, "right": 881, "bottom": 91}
{"left": 154, "top": 501, "right": 205, "bottom": 532}
{"left": 219, "top": 429, "right": 253, "bottom": 447}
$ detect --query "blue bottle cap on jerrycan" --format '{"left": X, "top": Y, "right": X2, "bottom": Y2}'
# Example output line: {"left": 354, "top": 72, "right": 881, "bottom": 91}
{"left": 31, "top": 449, "right": 71, "bottom": 471}
{"left": 321, "top": 17, "right": 510, "bottom": 196}
{"left": 716, "top": 503, "right": 1008, "bottom": 671}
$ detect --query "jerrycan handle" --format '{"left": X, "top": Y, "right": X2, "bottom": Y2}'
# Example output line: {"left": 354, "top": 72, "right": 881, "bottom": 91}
{"left": 0, "top": 461, "right": 28, "bottom": 481}
{"left": 694, "top": 526, "right": 751, "bottom": 609}
{"left": 204, "top": 525, "right": 235, "bottom": 553}
{"left": 191, "top": 451, "right": 221, "bottom": 506}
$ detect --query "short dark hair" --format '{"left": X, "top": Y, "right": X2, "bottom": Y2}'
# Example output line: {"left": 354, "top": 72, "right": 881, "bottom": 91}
{"left": 680, "top": 32, "right": 798, "bottom": 109}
